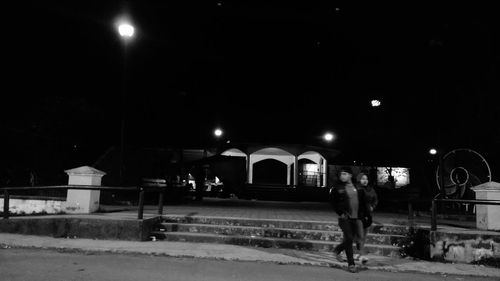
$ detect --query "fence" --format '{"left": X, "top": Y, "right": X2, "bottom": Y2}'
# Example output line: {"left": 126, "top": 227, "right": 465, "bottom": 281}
{"left": 431, "top": 197, "right": 500, "bottom": 231}
{"left": 1, "top": 185, "right": 165, "bottom": 220}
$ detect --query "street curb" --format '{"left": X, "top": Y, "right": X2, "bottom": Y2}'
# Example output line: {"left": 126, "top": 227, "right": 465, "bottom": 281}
{"left": 1, "top": 241, "right": 498, "bottom": 278}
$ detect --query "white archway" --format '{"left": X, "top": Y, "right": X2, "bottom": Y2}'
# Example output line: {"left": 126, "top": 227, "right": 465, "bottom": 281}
{"left": 249, "top": 147, "right": 296, "bottom": 185}
{"left": 298, "top": 151, "right": 327, "bottom": 187}
{"left": 221, "top": 148, "right": 247, "bottom": 159}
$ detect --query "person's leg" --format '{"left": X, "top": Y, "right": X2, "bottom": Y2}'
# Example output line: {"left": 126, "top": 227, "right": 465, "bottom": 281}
{"left": 335, "top": 217, "right": 355, "bottom": 266}
{"left": 352, "top": 219, "right": 364, "bottom": 260}
{"left": 358, "top": 222, "right": 370, "bottom": 264}
{"left": 334, "top": 218, "right": 348, "bottom": 255}
{"left": 353, "top": 219, "right": 364, "bottom": 252}
{"left": 340, "top": 219, "right": 355, "bottom": 266}
{"left": 361, "top": 226, "right": 369, "bottom": 253}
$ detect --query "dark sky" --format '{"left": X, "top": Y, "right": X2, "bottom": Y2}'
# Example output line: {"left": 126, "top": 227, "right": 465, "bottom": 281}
{"left": 3, "top": 2, "right": 500, "bottom": 168}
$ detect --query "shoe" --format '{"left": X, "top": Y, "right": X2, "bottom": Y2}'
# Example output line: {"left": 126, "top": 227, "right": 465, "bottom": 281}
{"left": 334, "top": 252, "right": 343, "bottom": 262}
{"left": 360, "top": 256, "right": 368, "bottom": 265}
{"left": 347, "top": 265, "right": 358, "bottom": 273}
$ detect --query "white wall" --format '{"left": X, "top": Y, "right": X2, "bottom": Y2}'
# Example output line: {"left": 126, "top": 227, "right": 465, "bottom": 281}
{"left": 0, "top": 198, "right": 64, "bottom": 214}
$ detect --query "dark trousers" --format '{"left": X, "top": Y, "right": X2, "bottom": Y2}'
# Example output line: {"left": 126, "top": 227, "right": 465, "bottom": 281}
{"left": 334, "top": 218, "right": 363, "bottom": 266}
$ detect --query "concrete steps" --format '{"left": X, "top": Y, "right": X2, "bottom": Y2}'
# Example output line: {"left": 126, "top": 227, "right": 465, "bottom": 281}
{"left": 150, "top": 215, "right": 408, "bottom": 257}
{"left": 156, "top": 223, "right": 404, "bottom": 245}
{"left": 151, "top": 231, "right": 400, "bottom": 257}
{"left": 160, "top": 215, "right": 409, "bottom": 235}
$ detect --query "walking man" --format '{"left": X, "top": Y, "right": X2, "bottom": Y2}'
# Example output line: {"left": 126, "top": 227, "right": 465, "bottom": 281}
{"left": 330, "top": 166, "right": 370, "bottom": 273}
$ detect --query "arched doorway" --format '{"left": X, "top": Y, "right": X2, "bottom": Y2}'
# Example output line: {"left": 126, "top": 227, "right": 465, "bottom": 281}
{"left": 298, "top": 158, "right": 319, "bottom": 186}
{"left": 298, "top": 151, "right": 327, "bottom": 187}
{"left": 248, "top": 147, "right": 295, "bottom": 185}
{"left": 253, "top": 159, "right": 288, "bottom": 185}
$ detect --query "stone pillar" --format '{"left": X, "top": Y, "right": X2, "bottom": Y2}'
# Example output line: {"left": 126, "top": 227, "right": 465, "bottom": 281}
{"left": 471, "top": 181, "right": 500, "bottom": 231}
{"left": 293, "top": 156, "right": 298, "bottom": 187}
{"left": 248, "top": 155, "right": 253, "bottom": 184}
{"left": 64, "top": 166, "right": 106, "bottom": 214}
{"left": 322, "top": 159, "right": 328, "bottom": 187}
{"left": 286, "top": 164, "right": 291, "bottom": 185}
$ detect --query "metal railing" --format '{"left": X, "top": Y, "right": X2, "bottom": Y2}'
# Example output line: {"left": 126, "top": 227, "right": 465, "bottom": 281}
{"left": 431, "top": 197, "right": 500, "bottom": 231}
{"left": 1, "top": 185, "right": 166, "bottom": 220}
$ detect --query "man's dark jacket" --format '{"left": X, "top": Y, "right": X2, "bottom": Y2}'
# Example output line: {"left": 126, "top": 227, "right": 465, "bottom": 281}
{"left": 329, "top": 182, "right": 371, "bottom": 219}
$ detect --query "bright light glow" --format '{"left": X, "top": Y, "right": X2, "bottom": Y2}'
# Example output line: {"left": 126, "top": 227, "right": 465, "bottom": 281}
{"left": 371, "top": 99, "right": 381, "bottom": 107}
{"left": 303, "top": 164, "right": 319, "bottom": 173}
{"left": 214, "top": 128, "right": 223, "bottom": 137}
{"left": 323, "top": 132, "right": 334, "bottom": 142}
{"left": 429, "top": 148, "right": 437, "bottom": 155}
{"left": 118, "top": 23, "right": 135, "bottom": 38}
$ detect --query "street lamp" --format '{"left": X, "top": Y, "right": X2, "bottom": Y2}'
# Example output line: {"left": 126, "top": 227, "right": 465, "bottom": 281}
{"left": 371, "top": 99, "right": 381, "bottom": 107}
{"left": 323, "top": 132, "right": 335, "bottom": 142}
{"left": 118, "top": 23, "right": 135, "bottom": 38}
{"left": 115, "top": 17, "right": 136, "bottom": 184}
{"left": 214, "top": 128, "right": 223, "bottom": 138}
{"left": 429, "top": 147, "right": 446, "bottom": 198}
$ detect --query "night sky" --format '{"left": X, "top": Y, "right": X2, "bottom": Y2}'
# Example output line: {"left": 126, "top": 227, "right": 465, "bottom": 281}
{"left": 3, "top": 2, "right": 500, "bottom": 173}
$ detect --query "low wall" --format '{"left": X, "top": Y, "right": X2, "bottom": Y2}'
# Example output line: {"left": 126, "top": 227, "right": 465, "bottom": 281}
{"left": 430, "top": 229, "right": 500, "bottom": 264}
{"left": 0, "top": 216, "right": 162, "bottom": 241}
{"left": 0, "top": 196, "right": 65, "bottom": 215}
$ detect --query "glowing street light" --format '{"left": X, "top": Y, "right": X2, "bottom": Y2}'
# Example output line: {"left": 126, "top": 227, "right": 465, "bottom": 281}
{"left": 214, "top": 128, "right": 223, "bottom": 137}
{"left": 118, "top": 23, "right": 135, "bottom": 38}
{"left": 429, "top": 148, "right": 437, "bottom": 155}
{"left": 371, "top": 99, "right": 381, "bottom": 107}
{"left": 323, "top": 132, "right": 335, "bottom": 142}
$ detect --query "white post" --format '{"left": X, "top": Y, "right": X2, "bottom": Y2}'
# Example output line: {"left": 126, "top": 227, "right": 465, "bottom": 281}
{"left": 248, "top": 155, "right": 254, "bottom": 184}
{"left": 322, "top": 159, "right": 327, "bottom": 187}
{"left": 294, "top": 156, "right": 298, "bottom": 186}
{"left": 471, "top": 181, "right": 500, "bottom": 231}
{"left": 63, "top": 166, "right": 106, "bottom": 214}
{"left": 287, "top": 164, "right": 291, "bottom": 185}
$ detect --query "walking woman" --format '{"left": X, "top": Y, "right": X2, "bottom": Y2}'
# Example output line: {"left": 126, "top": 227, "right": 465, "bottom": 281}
{"left": 330, "top": 166, "right": 370, "bottom": 273}
{"left": 355, "top": 172, "right": 378, "bottom": 264}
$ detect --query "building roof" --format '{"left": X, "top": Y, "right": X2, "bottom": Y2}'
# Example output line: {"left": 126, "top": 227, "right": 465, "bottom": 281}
{"left": 219, "top": 142, "right": 340, "bottom": 162}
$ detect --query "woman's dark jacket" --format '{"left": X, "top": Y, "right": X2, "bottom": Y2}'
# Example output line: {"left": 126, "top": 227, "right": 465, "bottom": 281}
{"left": 329, "top": 182, "right": 371, "bottom": 219}
{"left": 358, "top": 184, "right": 378, "bottom": 211}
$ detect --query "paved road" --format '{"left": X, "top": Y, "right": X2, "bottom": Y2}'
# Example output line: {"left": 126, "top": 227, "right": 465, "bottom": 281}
{"left": 0, "top": 249, "right": 496, "bottom": 281}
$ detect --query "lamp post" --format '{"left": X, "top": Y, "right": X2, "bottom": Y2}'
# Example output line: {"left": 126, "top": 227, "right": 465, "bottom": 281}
{"left": 430, "top": 148, "right": 446, "bottom": 199}
{"left": 116, "top": 19, "right": 135, "bottom": 185}
{"left": 213, "top": 128, "right": 224, "bottom": 154}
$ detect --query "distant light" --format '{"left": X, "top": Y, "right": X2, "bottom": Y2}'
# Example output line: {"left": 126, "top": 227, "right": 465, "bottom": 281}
{"left": 371, "top": 99, "right": 381, "bottom": 107}
{"left": 226, "top": 140, "right": 230, "bottom": 144}
{"left": 118, "top": 23, "right": 135, "bottom": 38}
{"left": 214, "top": 128, "right": 223, "bottom": 137}
{"left": 217, "top": 2, "right": 222, "bottom": 6}
{"left": 323, "top": 132, "right": 334, "bottom": 142}
{"left": 429, "top": 148, "right": 437, "bottom": 155}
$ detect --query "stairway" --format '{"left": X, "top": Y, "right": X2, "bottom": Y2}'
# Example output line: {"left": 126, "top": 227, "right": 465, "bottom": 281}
{"left": 150, "top": 215, "right": 407, "bottom": 257}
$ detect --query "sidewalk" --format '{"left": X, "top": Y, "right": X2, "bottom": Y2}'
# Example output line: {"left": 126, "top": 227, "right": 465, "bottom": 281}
{"left": 1, "top": 233, "right": 499, "bottom": 278}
